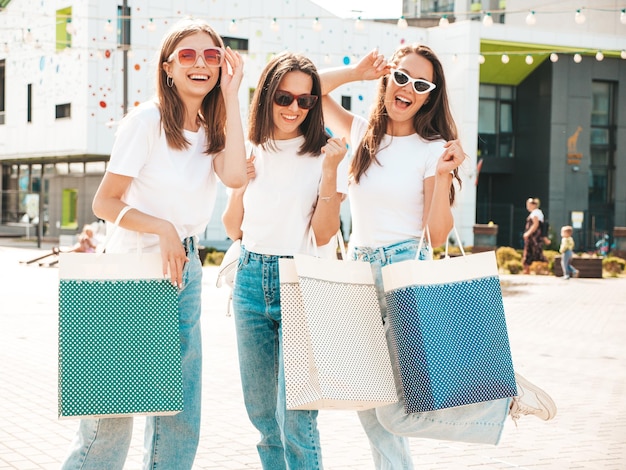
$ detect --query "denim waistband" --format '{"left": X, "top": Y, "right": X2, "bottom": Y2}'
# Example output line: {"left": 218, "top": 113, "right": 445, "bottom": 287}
{"left": 352, "top": 238, "right": 428, "bottom": 263}
{"left": 240, "top": 245, "right": 293, "bottom": 264}
{"left": 183, "top": 236, "right": 197, "bottom": 255}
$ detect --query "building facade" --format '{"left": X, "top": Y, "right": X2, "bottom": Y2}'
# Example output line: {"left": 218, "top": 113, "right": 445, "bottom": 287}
{"left": 1, "top": 0, "right": 624, "bottom": 251}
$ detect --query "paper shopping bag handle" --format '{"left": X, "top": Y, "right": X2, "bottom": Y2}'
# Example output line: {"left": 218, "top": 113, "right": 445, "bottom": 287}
{"left": 96, "top": 205, "right": 139, "bottom": 254}
{"left": 417, "top": 225, "right": 466, "bottom": 260}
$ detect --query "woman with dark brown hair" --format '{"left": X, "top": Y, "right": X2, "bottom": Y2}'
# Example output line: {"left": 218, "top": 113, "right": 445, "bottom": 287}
{"left": 320, "top": 45, "right": 556, "bottom": 469}
{"left": 222, "top": 52, "right": 348, "bottom": 469}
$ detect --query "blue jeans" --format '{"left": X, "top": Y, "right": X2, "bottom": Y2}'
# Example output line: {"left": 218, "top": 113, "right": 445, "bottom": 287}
{"left": 232, "top": 247, "right": 323, "bottom": 470}
{"left": 351, "top": 239, "right": 510, "bottom": 470}
{"left": 561, "top": 249, "right": 578, "bottom": 277}
{"left": 61, "top": 237, "right": 203, "bottom": 469}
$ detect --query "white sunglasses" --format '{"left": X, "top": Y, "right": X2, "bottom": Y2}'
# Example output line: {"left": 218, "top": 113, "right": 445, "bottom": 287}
{"left": 390, "top": 69, "right": 436, "bottom": 94}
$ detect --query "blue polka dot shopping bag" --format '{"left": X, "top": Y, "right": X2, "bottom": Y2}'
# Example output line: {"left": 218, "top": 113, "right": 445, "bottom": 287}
{"left": 57, "top": 208, "right": 183, "bottom": 419}
{"left": 381, "top": 232, "right": 517, "bottom": 414}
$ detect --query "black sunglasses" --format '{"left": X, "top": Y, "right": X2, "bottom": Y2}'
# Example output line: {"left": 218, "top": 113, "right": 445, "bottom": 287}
{"left": 273, "top": 90, "right": 319, "bottom": 110}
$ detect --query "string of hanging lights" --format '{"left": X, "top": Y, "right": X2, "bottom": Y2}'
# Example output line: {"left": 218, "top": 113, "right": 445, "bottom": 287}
{"left": 1, "top": 7, "right": 624, "bottom": 62}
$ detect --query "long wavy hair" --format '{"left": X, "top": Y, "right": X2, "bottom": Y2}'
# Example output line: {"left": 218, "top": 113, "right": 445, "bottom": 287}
{"left": 156, "top": 18, "right": 226, "bottom": 154}
{"left": 248, "top": 52, "right": 329, "bottom": 155}
{"left": 351, "top": 44, "right": 462, "bottom": 204}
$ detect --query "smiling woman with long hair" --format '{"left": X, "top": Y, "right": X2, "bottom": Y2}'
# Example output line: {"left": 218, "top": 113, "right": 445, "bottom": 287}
{"left": 60, "top": 18, "right": 246, "bottom": 469}
{"left": 320, "top": 44, "right": 557, "bottom": 469}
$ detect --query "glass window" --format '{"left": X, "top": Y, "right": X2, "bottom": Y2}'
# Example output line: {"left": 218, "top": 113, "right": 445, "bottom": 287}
{"left": 56, "top": 103, "right": 71, "bottom": 119}
{"left": 500, "top": 102, "right": 513, "bottom": 132}
{"left": 478, "top": 101, "right": 496, "bottom": 133}
{"left": 117, "top": 5, "right": 131, "bottom": 49}
{"left": 477, "top": 84, "right": 514, "bottom": 158}
{"left": 591, "top": 82, "right": 610, "bottom": 126}
{"left": 479, "top": 84, "right": 496, "bottom": 98}
{"left": 222, "top": 37, "right": 249, "bottom": 53}
{"left": 588, "top": 80, "right": 615, "bottom": 210}
{"left": 0, "top": 59, "right": 5, "bottom": 125}
{"left": 341, "top": 95, "right": 352, "bottom": 111}
{"left": 61, "top": 188, "right": 78, "bottom": 229}
{"left": 27, "top": 83, "right": 32, "bottom": 123}
{"left": 56, "top": 7, "right": 72, "bottom": 51}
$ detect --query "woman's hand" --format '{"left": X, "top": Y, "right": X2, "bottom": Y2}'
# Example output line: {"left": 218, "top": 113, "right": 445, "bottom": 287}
{"left": 157, "top": 222, "right": 189, "bottom": 289}
{"left": 245, "top": 155, "right": 256, "bottom": 182}
{"left": 321, "top": 137, "right": 348, "bottom": 173}
{"left": 355, "top": 49, "right": 390, "bottom": 81}
{"left": 437, "top": 139, "right": 466, "bottom": 175}
{"left": 219, "top": 46, "right": 243, "bottom": 98}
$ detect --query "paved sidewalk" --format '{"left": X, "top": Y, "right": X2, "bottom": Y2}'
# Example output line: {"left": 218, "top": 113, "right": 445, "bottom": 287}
{"left": 1, "top": 243, "right": 625, "bottom": 469}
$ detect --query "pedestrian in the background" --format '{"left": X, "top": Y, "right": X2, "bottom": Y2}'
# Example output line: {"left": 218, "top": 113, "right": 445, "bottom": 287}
{"left": 522, "top": 197, "right": 547, "bottom": 274}
{"left": 559, "top": 225, "right": 579, "bottom": 279}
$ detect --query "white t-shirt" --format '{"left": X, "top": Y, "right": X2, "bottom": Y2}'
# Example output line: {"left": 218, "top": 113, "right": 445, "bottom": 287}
{"left": 240, "top": 136, "right": 349, "bottom": 256}
{"left": 105, "top": 101, "right": 219, "bottom": 253}
{"left": 348, "top": 115, "right": 445, "bottom": 248}
{"left": 529, "top": 208, "right": 544, "bottom": 222}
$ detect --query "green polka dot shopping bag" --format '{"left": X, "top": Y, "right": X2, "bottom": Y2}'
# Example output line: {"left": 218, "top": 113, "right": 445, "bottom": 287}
{"left": 57, "top": 207, "right": 183, "bottom": 419}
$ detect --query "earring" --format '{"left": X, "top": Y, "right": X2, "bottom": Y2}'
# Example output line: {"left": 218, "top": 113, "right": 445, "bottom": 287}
{"left": 166, "top": 75, "right": 174, "bottom": 88}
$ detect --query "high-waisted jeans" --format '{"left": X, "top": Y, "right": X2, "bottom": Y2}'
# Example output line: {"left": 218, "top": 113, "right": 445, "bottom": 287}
{"left": 232, "top": 246, "right": 323, "bottom": 470}
{"left": 351, "top": 239, "right": 511, "bottom": 470}
{"left": 61, "top": 237, "right": 203, "bottom": 469}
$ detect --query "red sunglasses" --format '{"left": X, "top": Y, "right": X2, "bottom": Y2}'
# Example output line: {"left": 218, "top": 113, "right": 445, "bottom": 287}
{"left": 167, "top": 47, "right": 224, "bottom": 68}
{"left": 273, "top": 90, "right": 319, "bottom": 110}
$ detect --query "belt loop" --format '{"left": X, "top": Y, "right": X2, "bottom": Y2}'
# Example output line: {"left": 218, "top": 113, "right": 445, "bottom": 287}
{"left": 242, "top": 246, "right": 250, "bottom": 265}
{"left": 378, "top": 246, "right": 387, "bottom": 264}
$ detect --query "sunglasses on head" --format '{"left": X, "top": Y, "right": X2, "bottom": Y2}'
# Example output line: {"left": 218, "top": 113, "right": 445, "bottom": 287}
{"left": 167, "top": 47, "right": 225, "bottom": 68}
{"left": 390, "top": 69, "right": 436, "bottom": 94}
{"left": 273, "top": 90, "right": 319, "bottom": 110}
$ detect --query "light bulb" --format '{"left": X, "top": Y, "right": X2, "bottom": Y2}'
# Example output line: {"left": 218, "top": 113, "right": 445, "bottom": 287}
{"left": 397, "top": 16, "right": 408, "bottom": 29}
{"left": 312, "top": 18, "right": 322, "bottom": 32}
{"left": 147, "top": 18, "right": 156, "bottom": 32}
{"left": 550, "top": 53, "right": 559, "bottom": 63}
{"left": 66, "top": 21, "right": 76, "bottom": 35}
{"left": 575, "top": 9, "right": 586, "bottom": 24}
{"left": 525, "top": 55, "right": 534, "bottom": 65}
{"left": 574, "top": 53, "right": 582, "bottom": 63}
{"left": 228, "top": 19, "right": 237, "bottom": 34}
{"left": 104, "top": 19, "right": 114, "bottom": 33}
{"left": 621, "top": 9, "right": 626, "bottom": 25}
{"left": 439, "top": 15, "right": 449, "bottom": 28}
{"left": 501, "top": 54, "right": 509, "bottom": 64}
{"left": 23, "top": 28, "right": 34, "bottom": 44}
{"left": 526, "top": 11, "right": 536, "bottom": 26}
{"left": 270, "top": 18, "right": 280, "bottom": 32}
{"left": 622, "top": 50, "right": 626, "bottom": 60}
{"left": 595, "top": 51, "right": 604, "bottom": 61}
{"left": 478, "top": 55, "right": 485, "bottom": 64}
{"left": 324, "top": 54, "right": 331, "bottom": 64}
{"left": 355, "top": 17, "right": 364, "bottom": 31}
{"left": 483, "top": 12, "right": 493, "bottom": 27}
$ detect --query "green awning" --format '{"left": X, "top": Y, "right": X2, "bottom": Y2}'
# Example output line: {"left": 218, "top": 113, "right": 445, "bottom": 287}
{"left": 480, "top": 40, "right": 624, "bottom": 85}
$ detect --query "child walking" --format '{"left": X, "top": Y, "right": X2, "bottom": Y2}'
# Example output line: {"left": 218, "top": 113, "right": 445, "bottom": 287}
{"left": 559, "top": 225, "right": 579, "bottom": 279}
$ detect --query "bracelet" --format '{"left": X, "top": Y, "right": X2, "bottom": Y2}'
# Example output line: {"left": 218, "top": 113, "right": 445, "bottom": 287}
{"left": 319, "top": 195, "right": 334, "bottom": 202}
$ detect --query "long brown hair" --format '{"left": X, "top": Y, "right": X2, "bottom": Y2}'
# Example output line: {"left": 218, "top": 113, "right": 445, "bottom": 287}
{"left": 248, "top": 52, "right": 329, "bottom": 155}
{"left": 156, "top": 18, "right": 226, "bottom": 154}
{"left": 351, "top": 44, "right": 462, "bottom": 204}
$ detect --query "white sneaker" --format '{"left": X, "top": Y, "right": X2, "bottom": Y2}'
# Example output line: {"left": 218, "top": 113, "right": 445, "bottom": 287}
{"left": 510, "top": 373, "right": 557, "bottom": 424}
